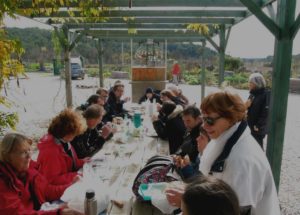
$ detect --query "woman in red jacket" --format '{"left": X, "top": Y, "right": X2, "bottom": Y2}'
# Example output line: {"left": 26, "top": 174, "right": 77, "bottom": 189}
{"left": 0, "top": 132, "right": 82, "bottom": 215}
{"left": 37, "top": 108, "right": 88, "bottom": 185}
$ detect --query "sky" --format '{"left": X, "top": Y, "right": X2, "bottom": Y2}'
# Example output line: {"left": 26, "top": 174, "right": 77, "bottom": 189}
{"left": 3, "top": 3, "right": 300, "bottom": 59}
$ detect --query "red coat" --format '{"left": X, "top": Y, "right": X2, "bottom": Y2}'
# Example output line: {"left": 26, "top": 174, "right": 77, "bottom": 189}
{"left": 0, "top": 161, "right": 69, "bottom": 215}
{"left": 37, "top": 134, "right": 84, "bottom": 185}
{"left": 172, "top": 63, "right": 180, "bottom": 75}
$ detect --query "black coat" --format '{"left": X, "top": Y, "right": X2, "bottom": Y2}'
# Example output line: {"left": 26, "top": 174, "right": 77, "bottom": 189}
{"left": 247, "top": 88, "right": 270, "bottom": 136}
{"left": 105, "top": 91, "right": 127, "bottom": 121}
{"left": 71, "top": 127, "right": 105, "bottom": 159}
{"left": 176, "top": 123, "right": 201, "bottom": 163}
{"left": 153, "top": 106, "right": 186, "bottom": 154}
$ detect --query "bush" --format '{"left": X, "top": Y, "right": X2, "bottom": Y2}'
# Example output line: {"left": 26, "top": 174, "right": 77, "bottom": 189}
{"left": 86, "top": 67, "right": 112, "bottom": 78}
{"left": 184, "top": 74, "right": 200, "bottom": 85}
{"left": 224, "top": 72, "right": 248, "bottom": 88}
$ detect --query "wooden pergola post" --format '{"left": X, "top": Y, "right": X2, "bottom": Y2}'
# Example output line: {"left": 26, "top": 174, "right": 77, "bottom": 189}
{"left": 266, "top": 0, "right": 296, "bottom": 190}
{"left": 218, "top": 24, "right": 226, "bottom": 86}
{"left": 241, "top": 0, "right": 299, "bottom": 190}
{"left": 97, "top": 38, "right": 104, "bottom": 87}
{"left": 201, "top": 40, "right": 206, "bottom": 101}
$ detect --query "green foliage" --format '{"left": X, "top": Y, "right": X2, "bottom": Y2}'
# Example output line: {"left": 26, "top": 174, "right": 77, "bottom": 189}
{"left": 51, "top": 30, "right": 62, "bottom": 58}
{"left": 0, "top": 112, "right": 19, "bottom": 136}
{"left": 86, "top": 67, "right": 112, "bottom": 78}
{"left": 183, "top": 67, "right": 217, "bottom": 85}
{"left": 225, "top": 56, "right": 243, "bottom": 71}
{"left": 184, "top": 75, "right": 200, "bottom": 85}
{"left": 224, "top": 72, "right": 249, "bottom": 88}
{"left": 186, "top": 24, "right": 210, "bottom": 35}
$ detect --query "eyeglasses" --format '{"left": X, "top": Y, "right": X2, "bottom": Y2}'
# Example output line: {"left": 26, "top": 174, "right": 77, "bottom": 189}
{"left": 202, "top": 116, "right": 222, "bottom": 126}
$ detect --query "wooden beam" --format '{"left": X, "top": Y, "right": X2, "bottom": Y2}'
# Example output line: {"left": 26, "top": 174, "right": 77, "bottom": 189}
{"left": 218, "top": 24, "right": 226, "bottom": 86}
{"left": 92, "top": 37, "right": 203, "bottom": 42}
{"left": 266, "top": 4, "right": 276, "bottom": 21}
{"left": 290, "top": 13, "right": 300, "bottom": 40}
{"left": 47, "top": 17, "right": 235, "bottom": 25}
{"left": 224, "top": 26, "right": 231, "bottom": 50}
{"left": 267, "top": 0, "right": 296, "bottom": 191}
{"left": 201, "top": 40, "right": 206, "bottom": 101}
{"left": 81, "top": 29, "right": 206, "bottom": 36}
{"left": 96, "top": 39, "right": 104, "bottom": 87}
{"left": 205, "top": 36, "right": 220, "bottom": 52}
{"left": 240, "top": 0, "right": 281, "bottom": 39}
{"left": 28, "top": 10, "right": 247, "bottom": 18}
{"left": 66, "top": 23, "right": 217, "bottom": 31}
{"left": 20, "top": 0, "right": 277, "bottom": 8}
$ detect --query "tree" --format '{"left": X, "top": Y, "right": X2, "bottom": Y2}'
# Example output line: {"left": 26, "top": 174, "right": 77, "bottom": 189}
{"left": 0, "top": 0, "right": 24, "bottom": 134}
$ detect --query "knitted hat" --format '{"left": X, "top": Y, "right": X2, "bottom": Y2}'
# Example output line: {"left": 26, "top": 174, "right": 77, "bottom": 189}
{"left": 145, "top": 87, "right": 154, "bottom": 94}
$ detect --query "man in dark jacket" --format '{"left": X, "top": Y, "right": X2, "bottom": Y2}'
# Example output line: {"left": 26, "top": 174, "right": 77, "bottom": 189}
{"left": 246, "top": 73, "right": 270, "bottom": 148}
{"left": 177, "top": 106, "right": 202, "bottom": 163}
{"left": 152, "top": 101, "right": 186, "bottom": 154}
{"left": 71, "top": 104, "right": 112, "bottom": 158}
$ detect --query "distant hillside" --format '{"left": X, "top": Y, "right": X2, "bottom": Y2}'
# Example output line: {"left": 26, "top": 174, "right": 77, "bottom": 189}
{"left": 6, "top": 27, "right": 217, "bottom": 65}
{"left": 241, "top": 54, "right": 300, "bottom": 77}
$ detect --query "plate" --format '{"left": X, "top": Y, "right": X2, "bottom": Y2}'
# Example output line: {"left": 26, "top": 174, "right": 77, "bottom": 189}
{"left": 138, "top": 182, "right": 168, "bottom": 201}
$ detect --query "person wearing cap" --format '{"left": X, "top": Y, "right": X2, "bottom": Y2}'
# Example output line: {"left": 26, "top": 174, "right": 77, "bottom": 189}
{"left": 138, "top": 87, "right": 162, "bottom": 104}
{"left": 246, "top": 73, "right": 270, "bottom": 148}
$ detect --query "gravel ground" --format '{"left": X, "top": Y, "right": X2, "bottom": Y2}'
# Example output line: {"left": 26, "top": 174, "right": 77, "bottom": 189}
{"left": 1, "top": 73, "right": 299, "bottom": 214}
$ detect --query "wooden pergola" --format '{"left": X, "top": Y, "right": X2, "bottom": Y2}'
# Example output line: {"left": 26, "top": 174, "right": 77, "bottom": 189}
{"left": 18, "top": 0, "right": 300, "bottom": 191}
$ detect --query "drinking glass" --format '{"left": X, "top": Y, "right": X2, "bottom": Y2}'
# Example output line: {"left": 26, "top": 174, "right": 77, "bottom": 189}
{"left": 133, "top": 112, "right": 142, "bottom": 128}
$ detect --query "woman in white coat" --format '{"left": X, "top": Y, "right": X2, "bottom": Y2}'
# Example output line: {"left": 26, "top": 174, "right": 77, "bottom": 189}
{"left": 166, "top": 91, "right": 280, "bottom": 215}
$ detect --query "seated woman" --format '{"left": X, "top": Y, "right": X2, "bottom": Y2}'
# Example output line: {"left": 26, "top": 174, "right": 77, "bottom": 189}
{"left": 76, "top": 94, "right": 105, "bottom": 112}
{"left": 152, "top": 101, "right": 186, "bottom": 154}
{"left": 71, "top": 104, "right": 113, "bottom": 159}
{"left": 138, "top": 87, "right": 162, "bottom": 104}
{"left": 159, "top": 89, "right": 186, "bottom": 109}
{"left": 37, "top": 108, "right": 88, "bottom": 185}
{"left": 166, "top": 91, "right": 280, "bottom": 215}
{"left": 0, "top": 133, "right": 81, "bottom": 215}
{"left": 181, "top": 176, "right": 240, "bottom": 215}
{"left": 167, "top": 84, "right": 189, "bottom": 106}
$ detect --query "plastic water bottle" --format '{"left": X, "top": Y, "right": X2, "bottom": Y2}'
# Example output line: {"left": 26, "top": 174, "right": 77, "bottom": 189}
{"left": 84, "top": 189, "right": 97, "bottom": 215}
{"left": 153, "top": 98, "right": 157, "bottom": 115}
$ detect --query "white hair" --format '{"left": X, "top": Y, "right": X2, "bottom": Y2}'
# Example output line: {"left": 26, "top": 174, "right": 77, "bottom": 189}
{"left": 249, "top": 73, "right": 266, "bottom": 89}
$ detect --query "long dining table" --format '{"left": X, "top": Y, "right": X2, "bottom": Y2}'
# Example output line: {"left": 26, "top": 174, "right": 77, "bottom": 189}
{"left": 86, "top": 117, "right": 170, "bottom": 215}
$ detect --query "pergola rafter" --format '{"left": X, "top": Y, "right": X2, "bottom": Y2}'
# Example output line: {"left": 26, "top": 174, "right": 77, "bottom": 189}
{"left": 19, "top": 0, "right": 276, "bottom": 8}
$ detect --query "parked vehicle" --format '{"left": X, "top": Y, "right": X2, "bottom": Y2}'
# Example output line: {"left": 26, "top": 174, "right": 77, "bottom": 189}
{"left": 71, "top": 57, "right": 85, "bottom": 79}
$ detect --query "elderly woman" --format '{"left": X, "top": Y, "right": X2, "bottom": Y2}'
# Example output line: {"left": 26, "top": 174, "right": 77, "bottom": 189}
{"left": 246, "top": 73, "right": 270, "bottom": 147}
{"left": 166, "top": 91, "right": 280, "bottom": 215}
{"left": 0, "top": 133, "right": 82, "bottom": 215}
{"left": 37, "top": 108, "right": 88, "bottom": 185}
